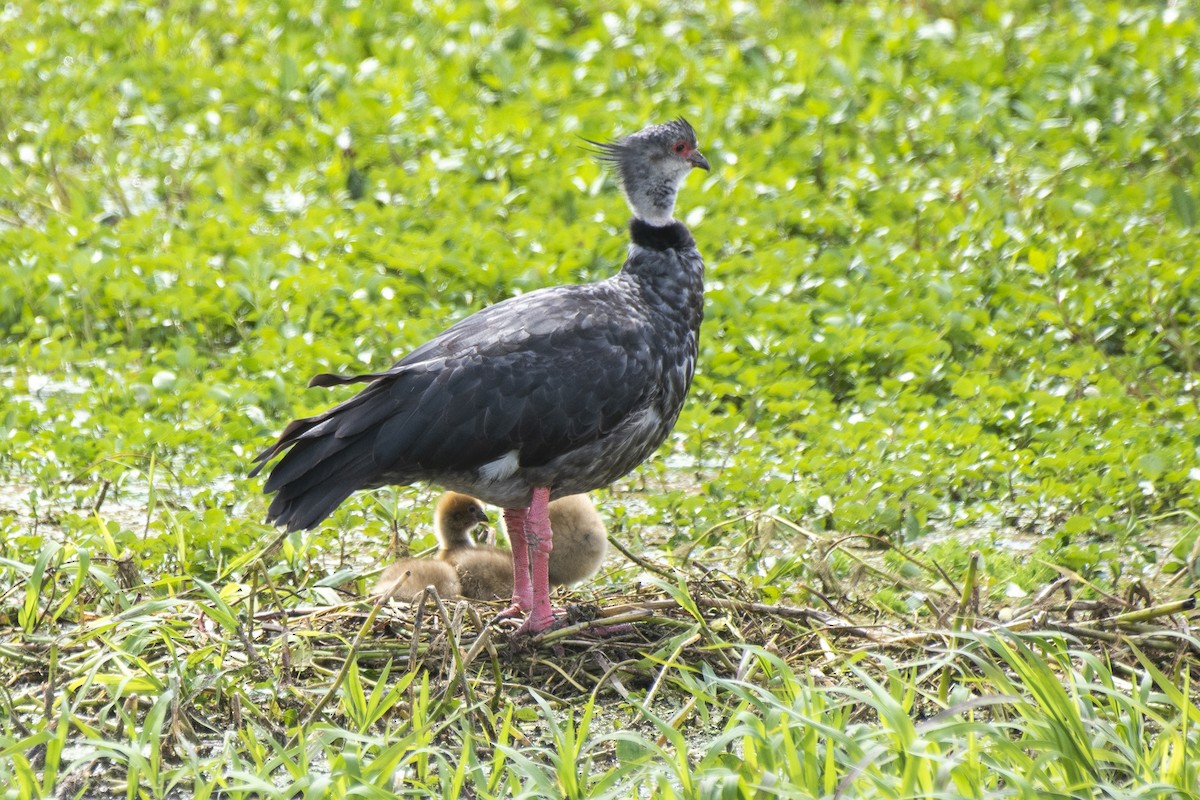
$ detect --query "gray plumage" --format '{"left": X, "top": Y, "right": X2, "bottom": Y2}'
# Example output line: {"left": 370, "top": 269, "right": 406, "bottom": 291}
{"left": 250, "top": 119, "right": 709, "bottom": 546}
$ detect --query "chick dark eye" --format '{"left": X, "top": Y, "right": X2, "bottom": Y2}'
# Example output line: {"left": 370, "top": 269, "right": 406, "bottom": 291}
{"left": 673, "top": 141, "right": 687, "bottom": 154}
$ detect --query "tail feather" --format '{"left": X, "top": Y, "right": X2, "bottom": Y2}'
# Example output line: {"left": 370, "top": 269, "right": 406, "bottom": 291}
{"left": 248, "top": 415, "right": 322, "bottom": 476}
{"left": 308, "top": 370, "right": 391, "bottom": 388}
{"left": 249, "top": 371, "right": 419, "bottom": 478}
{"left": 252, "top": 370, "right": 436, "bottom": 530}
{"left": 264, "top": 432, "right": 406, "bottom": 530}
{"left": 261, "top": 430, "right": 358, "bottom": 494}
{"left": 267, "top": 479, "right": 358, "bottom": 531}
{"left": 275, "top": 434, "right": 383, "bottom": 499}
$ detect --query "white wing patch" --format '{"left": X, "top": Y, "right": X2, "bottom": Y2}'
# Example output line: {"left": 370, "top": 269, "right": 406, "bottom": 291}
{"left": 478, "top": 449, "right": 521, "bottom": 483}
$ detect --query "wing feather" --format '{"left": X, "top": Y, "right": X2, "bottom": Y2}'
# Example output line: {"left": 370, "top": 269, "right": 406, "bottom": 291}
{"left": 253, "top": 279, "right": 660, "bottom": 528}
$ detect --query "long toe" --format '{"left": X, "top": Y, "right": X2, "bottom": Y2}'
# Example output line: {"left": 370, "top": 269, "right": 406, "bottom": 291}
{"left": 514, "top": 608, "right": 560, "bottom": 635}
{"left": 492, "top": 603, "right": 528, "bottom": 624}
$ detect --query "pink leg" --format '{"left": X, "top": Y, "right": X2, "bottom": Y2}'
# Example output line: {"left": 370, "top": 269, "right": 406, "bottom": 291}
{"left": 516, "top": 487, "right": 555, "bottom": 634}
{"left": 496, "top": 506, "right": 532, "bottom": 619}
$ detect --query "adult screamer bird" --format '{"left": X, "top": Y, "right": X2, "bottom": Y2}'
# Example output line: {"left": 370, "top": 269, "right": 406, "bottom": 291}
{"left": 250, "top": 118, "right": 709, "bottom": 633}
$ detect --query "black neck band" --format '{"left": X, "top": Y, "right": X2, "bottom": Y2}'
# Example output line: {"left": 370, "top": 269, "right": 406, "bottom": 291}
{"left": 630, "top": 218, "right": 694, "bottom": 251}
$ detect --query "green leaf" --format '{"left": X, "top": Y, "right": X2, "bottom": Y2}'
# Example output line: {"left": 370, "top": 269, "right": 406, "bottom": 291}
{"left": 1170, "top": 184, "right": 1196, "bottom": 229}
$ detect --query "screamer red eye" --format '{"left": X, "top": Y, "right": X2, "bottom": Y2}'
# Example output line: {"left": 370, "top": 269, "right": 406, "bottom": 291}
{"left": 673, "top": 141, "right": 687, "bottom": 154}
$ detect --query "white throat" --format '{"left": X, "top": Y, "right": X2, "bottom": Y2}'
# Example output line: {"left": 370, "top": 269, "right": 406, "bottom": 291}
{"left": 637, "top": 209, "right": 675, "bottom": 226}
{"left": 624, "top": 174, "right": 682, "bottom": 228}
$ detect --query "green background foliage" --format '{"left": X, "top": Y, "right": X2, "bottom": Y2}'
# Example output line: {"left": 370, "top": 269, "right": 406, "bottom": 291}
{"left": 1, "top": 0, "right": 1199, "bottom": 796}
{"left": 2, "top": 0, "right": 1197, "bottom": 559}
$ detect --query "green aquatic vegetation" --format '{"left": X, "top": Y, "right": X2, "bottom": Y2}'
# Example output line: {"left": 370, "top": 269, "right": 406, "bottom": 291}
{"left": 1, "top": 0, "right": 1199, "bottom": 796}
